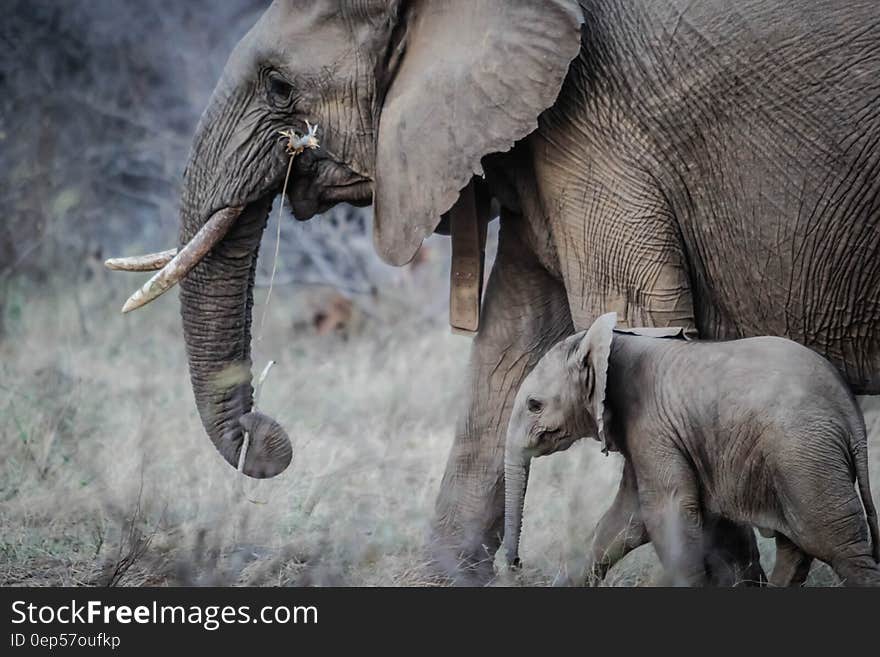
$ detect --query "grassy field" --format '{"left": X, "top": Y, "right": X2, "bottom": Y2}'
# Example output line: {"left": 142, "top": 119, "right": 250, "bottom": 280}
{"left": 1, "top": 253, "right": 879, "bottom": 587}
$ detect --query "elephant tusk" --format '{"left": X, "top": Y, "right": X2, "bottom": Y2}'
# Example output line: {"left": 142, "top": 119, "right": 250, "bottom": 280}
{"left": 104, "top": 248, "right": 178, "bottom": 272}
{"left": 120, "top": 206, "right": 243, "bottom": 314}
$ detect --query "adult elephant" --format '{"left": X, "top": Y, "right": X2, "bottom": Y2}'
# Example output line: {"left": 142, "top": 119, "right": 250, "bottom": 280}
{"left": 112, "top": 0, "right": 880, "bottom": 584}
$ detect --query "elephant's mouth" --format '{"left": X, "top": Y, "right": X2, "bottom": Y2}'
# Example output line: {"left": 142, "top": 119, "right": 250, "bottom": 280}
{"left": 287, "top": 180, "right": 373, "bottom": 221}
{"left": 532, "top": 428, "right": 577, "bottom": 456}
{"left": 554, "top": 434, "right": 579, "bottom": 452}
{"left": 322, "top": 179, "right": 373, "bottom": 205}
{"left": 286, "top": 157, "right": 373, "bottom": 220}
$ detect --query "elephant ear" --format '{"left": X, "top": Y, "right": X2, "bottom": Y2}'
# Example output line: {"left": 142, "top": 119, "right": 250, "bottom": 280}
{"left": 373, "top": 0, "right": 584, "bottom": 265}
{"left": 573, "top": 312, "right": 618, "bottom": 450}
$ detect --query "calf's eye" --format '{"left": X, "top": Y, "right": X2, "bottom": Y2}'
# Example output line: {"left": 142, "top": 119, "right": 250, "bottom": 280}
{"left": 527, "top": 398, "right": 543, "bottom": 414}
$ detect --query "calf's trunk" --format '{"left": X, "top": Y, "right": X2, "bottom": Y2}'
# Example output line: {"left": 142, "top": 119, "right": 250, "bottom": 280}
{"left": 502, "top": 447, "right": 531, "bottom": 566}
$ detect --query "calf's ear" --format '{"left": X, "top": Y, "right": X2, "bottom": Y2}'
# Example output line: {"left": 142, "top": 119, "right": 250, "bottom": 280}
{"left": 573, "top": 312, "right": 617, "bottom": 448}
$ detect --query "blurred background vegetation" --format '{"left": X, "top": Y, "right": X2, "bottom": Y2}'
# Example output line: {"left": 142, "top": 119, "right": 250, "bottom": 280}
{"left": 1, "top": 0, "right": 266, "bottom": 281}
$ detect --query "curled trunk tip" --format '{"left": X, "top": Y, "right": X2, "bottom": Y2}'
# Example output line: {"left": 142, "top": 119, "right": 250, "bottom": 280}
{"left": 237, "top": 411, "right": 293, "bottom": 478}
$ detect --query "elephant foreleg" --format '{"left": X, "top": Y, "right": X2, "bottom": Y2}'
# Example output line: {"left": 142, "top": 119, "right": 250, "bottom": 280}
{"left": 430, "top": 215, "right": 572, "bottom": 585}
{"left": 639, "top": 458, "right": 709, "bottom": 587}
{"left": 582, "top": 460, "right": 649, "bottom": 586}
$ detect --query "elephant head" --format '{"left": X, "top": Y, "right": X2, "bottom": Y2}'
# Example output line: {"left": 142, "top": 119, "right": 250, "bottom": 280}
{"left": 502, "top": 312, "right": 617, "bottom": 566}
{"left": 110, "top": 1, "right": 584, "bottom": 478}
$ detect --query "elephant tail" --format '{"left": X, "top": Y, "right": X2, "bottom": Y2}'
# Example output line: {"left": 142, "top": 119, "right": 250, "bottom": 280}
{"left": 852, "top": 425, "right": 880, "bottom": 563}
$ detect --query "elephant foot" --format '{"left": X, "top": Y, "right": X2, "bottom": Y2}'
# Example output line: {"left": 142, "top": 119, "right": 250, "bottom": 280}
{"left": 703, "top": 519, "right": 767, "bottom": 587}
{"left": 428, "top": 533, "right": 498, "bottom": 586}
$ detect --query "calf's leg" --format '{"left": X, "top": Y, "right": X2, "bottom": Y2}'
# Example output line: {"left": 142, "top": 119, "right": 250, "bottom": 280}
{"left": 769, "top": 533, "right": 812, "bottom": 587}
{"left": 582, "top": 460, "right": 649, "bottom": 586}
{"left": 703, "top": 518, "right": 767, "bottom": 586}
{"left": 638, "top": 461, "right": 708, "bottom": 586}
{"left": 779, "top": 456, "right": 880, "bottom": 587}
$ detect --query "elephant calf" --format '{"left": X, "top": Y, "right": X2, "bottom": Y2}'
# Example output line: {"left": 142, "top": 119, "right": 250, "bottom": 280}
{"left": 502, "top": 313, "right": 880, "bottom": 586}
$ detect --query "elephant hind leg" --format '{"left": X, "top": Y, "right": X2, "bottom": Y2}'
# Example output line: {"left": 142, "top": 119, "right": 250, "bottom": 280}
{"left": 769, "top": 534, "right": 812, "bottom": 587}
{"left": 781, "top": 469, "right": 879, "bottom": 586}
{"left": 830, "top": 552, "right": 880, "bottom": 586}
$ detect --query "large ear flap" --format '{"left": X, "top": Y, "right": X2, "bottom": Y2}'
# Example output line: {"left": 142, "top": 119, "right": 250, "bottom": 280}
{"left": 373, "top": 0, "right": 583, "bottom": 265}
{"left": 573, "top": 312, "right": 618, "bottom": 449}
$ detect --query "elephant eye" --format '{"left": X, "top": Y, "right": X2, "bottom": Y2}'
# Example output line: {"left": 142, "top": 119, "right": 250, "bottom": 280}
{"left": 527, "top": 398, "right": 543, "bottom": 414}
{"left": 266, "top": 72, "right": 294, "bottom": 106}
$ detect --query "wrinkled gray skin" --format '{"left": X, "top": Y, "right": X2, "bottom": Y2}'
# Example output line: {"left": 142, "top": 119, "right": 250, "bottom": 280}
{"left": 171, "top": 0, "right": 880, "bottom": 582}
{"left": 503, "top": 314, "right": 880, "bottom": 586}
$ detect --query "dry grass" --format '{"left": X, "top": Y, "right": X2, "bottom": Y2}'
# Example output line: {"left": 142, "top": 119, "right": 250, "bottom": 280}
{"left": 1, "top": 253, "right": 879, "bottom": 587}
{"left": 0, "top": 244, "right": 463, "bottom": 586}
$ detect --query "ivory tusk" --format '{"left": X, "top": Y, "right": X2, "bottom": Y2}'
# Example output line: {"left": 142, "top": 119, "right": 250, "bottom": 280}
{"left": 105, "top": 249, "right": 178, "bottom": 272}
{"left": 120, "top": 206, "right": 243, "bottom": 314}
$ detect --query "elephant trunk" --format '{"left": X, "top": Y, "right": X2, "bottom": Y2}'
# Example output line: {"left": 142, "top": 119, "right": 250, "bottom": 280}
{"left": 177, "top": 94, "right": 292, "bottom": 479}
{"left": 502, "top": 443, "right": 531, "bottom": 567}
